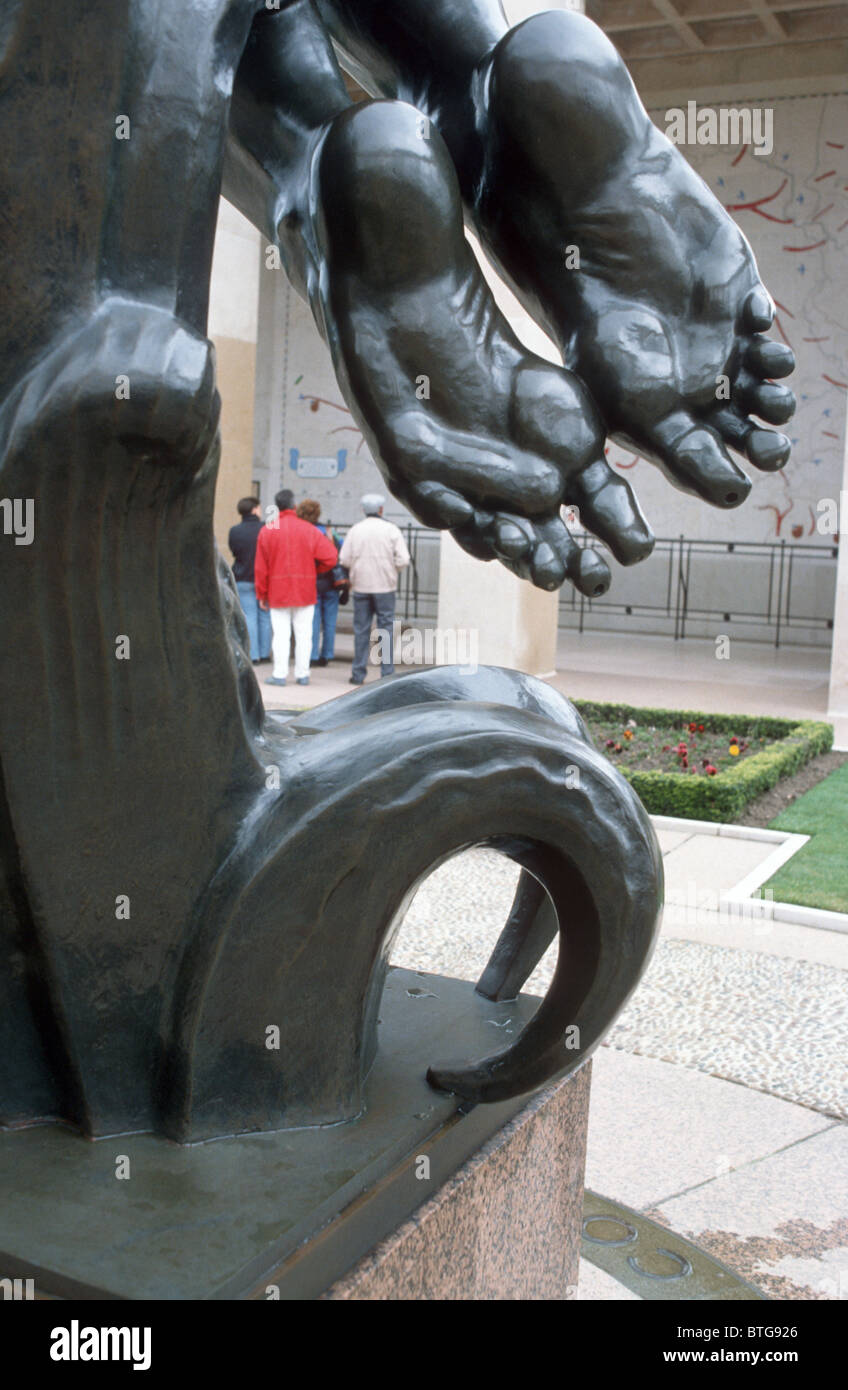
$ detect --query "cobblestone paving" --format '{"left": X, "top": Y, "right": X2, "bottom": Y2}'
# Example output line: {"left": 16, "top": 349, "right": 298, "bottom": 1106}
{"left": 393, "top": 849, "right": 848, "bottom": 1120}
{"left": 605, "top": 941, "right": 847, "bottom": 1121}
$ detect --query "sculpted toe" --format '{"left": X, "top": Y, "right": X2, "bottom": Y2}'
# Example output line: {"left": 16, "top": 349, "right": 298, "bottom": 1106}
{"left": 747, "top": 429, "right": 791, "bottom": 471}
{"left": 746, "top": 337, "right": 795, "bottom": 379}
{"left": 743, "top": 287, "right": 775, "bottom": 332}
{"left": 744, "top": 382, "right": 796, "bottom": 426}
{"left": 664, "top": 426, "right": 752, "bottom": 507}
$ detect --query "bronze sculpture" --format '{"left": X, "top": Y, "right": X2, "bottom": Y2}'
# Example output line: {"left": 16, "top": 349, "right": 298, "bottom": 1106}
{"left": 0, "top": 1, "right": 791, "bottom": 1143}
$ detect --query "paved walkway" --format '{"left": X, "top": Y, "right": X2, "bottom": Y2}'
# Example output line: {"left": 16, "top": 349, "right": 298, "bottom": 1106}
{"left": 257, "top": 628, "right": 831, "bottom": 725}
{"left": 551, "top": 630, "right": 830, "bottom": 723}
{"left": 392, "top": 830, "right": 848, "bottom": 1302}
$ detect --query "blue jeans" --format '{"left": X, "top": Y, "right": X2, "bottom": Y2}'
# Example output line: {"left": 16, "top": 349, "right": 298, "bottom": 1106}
{"left": 352, "top": 591, "right": 396, "bottom": 681}
{"left": 236, "top": 581, "right": 271, "bottom": 661}
{"left": 312, "top": 589, "right": 340, "bottom": 661}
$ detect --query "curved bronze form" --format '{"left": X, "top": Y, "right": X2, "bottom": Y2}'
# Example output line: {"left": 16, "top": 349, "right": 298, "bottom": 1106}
{"left": 160, "top": 663, "right": 662, "bottom": 1139}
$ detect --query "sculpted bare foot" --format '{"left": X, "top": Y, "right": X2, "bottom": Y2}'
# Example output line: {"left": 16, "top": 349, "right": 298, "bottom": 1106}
{"left": 231, "top": 10, "right": 652, "bottom": 590}
{"left": 297, "top": 99, "right": 660, "bottom": 593}
{"left": 468, "top": 11, "right": 794, "bottom": 509}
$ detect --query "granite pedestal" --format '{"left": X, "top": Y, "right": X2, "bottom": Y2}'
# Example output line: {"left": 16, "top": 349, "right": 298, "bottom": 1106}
{"left": 324, "top": 1065, "right": 590, "bottom": 1300}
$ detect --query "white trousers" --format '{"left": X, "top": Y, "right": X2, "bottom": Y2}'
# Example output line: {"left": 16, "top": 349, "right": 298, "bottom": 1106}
{"left": 270, "top": 604, "right": 315, "bottom": 681}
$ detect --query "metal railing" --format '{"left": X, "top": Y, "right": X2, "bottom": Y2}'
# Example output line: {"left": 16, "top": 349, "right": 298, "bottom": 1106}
{"left": 327, "top": 523, "right": 838, "bottom": 650}
{"left": 560, "top": 534, "right": 838, "bottom": 648}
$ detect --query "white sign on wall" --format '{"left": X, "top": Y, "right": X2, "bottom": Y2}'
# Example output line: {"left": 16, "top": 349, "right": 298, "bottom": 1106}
{"left": 289, "top": 449, "right": 348, "bottom": 479}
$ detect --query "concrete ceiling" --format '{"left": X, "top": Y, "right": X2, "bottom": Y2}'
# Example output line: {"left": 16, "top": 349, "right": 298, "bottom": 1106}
{"left": 587, "top": 1, "right": 848, "bottom": 59}
{"left": 586, "top": 1, "right": 848, "bottom": 98}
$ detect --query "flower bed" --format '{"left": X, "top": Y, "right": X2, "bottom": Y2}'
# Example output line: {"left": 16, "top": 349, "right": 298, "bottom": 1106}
{"left": 574, "top": 700, "right": 833, "bottom": 823}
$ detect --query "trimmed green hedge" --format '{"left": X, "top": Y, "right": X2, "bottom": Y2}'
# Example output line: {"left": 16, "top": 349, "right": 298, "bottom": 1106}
{"left": 573, "top": 700, "right": 833, "bottom": 823}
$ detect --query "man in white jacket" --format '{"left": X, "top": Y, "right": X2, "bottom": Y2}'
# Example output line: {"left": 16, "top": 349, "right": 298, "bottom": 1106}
{"left": 340, "top": 494, "right": 411, "bottom": 685}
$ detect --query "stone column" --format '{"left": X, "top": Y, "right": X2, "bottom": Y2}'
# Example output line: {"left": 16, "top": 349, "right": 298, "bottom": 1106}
{"left": 439, "top": 534, "right": 560, "bottom": 677}
{"left": 208, "top": 198, "right": 262, "bottom": 552}
{"left": 826, "top": 402, "right": 848, "bottom": 749}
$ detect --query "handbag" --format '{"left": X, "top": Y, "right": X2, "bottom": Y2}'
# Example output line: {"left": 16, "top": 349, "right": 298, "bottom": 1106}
{"left": 317, "top": 562, "right": 349, "bottom": 595}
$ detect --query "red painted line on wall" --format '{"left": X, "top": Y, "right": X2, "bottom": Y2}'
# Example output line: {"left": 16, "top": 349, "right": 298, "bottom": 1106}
{"left": 782, "top": 240, "right": 827, "bottom": 252}
{"left": 758, "top": 503, "right": 794, "bottom": 537}
{"left": 814, "top": 170, "right": 836, "bottom": 181}
{"left": 823, "top": 374, "right": 848, "bottom": 389}
{"left": 726, "top": 179, "right": 790, "bottom": 221}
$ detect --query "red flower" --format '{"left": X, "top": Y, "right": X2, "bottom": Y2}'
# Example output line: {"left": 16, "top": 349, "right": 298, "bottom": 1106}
{"left": 706, "top": 764, "right": 717, "bottom": 776}
{"left": 730, "top": 736, "right": 738, "bottom": 745}
{"left": 688, "top": 723, "right": 697, "bottom": 733}
{"left": 698, "top": 724, "right": 704, "bottom": 732}
{"left": 605, "top": 739, "right": 615, "bottom": 748}
{"left": 614, "top": 743, "right": 622, "bottom": 753}
{"left": 662, "top": 745, "right": 671, "bottom": 752}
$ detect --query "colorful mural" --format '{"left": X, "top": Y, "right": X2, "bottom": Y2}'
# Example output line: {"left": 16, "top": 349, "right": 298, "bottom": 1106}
{"left": 605, "top": 93, "right": 848, "bottom": 544}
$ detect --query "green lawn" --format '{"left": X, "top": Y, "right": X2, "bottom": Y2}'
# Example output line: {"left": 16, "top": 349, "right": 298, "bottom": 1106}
{"left": 764, "top": 762, "right": 848, "bottom": 914}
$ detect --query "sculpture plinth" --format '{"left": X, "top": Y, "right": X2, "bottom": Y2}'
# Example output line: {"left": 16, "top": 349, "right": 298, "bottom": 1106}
{"left": 0, "top": 971, "right": 589, "bottom": 1301}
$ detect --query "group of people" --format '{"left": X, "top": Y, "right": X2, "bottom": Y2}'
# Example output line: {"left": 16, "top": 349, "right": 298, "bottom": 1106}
{"left": 228, "top": 490, "right": 410, "bottom": 688}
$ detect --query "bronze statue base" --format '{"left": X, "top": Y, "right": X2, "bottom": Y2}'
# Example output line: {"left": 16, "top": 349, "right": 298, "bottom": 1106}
{"left": 0, "top": 969, "right": 590, "bottom": 1301}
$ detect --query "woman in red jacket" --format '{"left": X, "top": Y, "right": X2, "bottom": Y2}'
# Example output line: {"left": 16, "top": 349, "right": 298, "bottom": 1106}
{"left": 255, "top": 489, "right": 337, "bottom": 687}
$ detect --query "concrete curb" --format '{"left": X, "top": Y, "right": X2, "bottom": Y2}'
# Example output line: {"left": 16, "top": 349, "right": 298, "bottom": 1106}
{"left": 721, "top": 834, "right": 810, "bottom": 902}
{"left": 768, "top": 901, "right": 848, "bottom": 935}
{"left": 652, "top": 814, "right": 800, "bottom": 843}
{"left": 651, "top": 814, "right": 848, "bottom": 938}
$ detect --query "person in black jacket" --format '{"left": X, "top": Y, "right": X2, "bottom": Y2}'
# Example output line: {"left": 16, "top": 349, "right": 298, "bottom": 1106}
{"left": 228, "top": 497, "right": 271, "bottom": 664}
